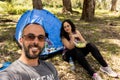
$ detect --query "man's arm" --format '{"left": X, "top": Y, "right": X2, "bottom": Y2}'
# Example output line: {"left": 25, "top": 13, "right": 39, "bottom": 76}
{"left": 0, "top": 71, "right": 11, "bottom": 80}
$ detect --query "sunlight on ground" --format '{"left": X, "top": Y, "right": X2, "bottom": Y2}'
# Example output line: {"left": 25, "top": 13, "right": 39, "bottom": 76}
{"left": 108, "top": 11, "right": 120, "bottom": 17}
{"left": 100, "top": 39, "right": 120, "bottom": 47}
{"left": 108, "top": 55, "right": 120, "bottom": 77}
{"left": 99, "top": 38, "right": 120, "bottom": 77}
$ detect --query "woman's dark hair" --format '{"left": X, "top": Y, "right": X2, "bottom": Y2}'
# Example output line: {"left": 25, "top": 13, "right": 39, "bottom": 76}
{"left": 60, "top": 19, "right": 76, "bottom": 40}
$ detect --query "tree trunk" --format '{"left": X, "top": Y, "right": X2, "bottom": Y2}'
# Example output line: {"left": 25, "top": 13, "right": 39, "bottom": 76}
{"left": 62, "top": 0, "right": 72, "bottom": 14}
{"left": 111, "top": 0, "right": 118, "bottom": 11}
{"left": 81, "top": 0, "right": 95, "bottom": 21}
{"left": 32, "top": 0, "right": 43, "bottom": 9}
{"left": 6, "top": 0, "right": 12, "bottom": 3}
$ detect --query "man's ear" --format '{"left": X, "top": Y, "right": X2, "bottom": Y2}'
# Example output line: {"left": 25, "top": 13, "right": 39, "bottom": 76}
{"left": 18, "top": 38, "right": 23, "bottom": 47}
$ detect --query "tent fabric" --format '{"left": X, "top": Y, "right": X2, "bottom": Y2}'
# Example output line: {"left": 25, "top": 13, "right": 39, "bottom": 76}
{"left": 0, "top": 62, "right": 11, "bottom": 71}
{"left": 15, "top": 9, "right": 63, "bottom": 56}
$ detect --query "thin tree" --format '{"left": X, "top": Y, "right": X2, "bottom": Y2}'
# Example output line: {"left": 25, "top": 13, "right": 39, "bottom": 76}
{"left": 6, "top": 0, "right": 12, "bottom": 3}
{"left": 81, "top": 0, "right": 95, "bottom": 21}
{"left": 62, "top": 0, "right": 72, "bottom": 14}
{"left": 32, "top": 0, "right": 43, "bottom": 9}
{"left": 111, "top": 0, "right": 118, "bottom": 11}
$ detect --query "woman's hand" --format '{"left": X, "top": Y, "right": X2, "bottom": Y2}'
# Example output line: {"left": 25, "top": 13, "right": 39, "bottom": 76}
{"left": 69, "top": 34, "right": 79, "bottom": 40}
{"left": 72, "top": 34, "right": 79, "bottom": 38}
{"left": 69, "top": 34, "right": 75, "bottom": 41}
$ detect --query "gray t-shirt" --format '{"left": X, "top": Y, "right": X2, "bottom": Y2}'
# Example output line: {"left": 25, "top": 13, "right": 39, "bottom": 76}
{"left": 0, "top": 60, "right": 59, "bottom": 80}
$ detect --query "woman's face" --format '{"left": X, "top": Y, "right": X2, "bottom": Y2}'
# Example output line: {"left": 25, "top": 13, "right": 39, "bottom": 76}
{"left": 63, "top": 22, "right": 72, "bottom": 33}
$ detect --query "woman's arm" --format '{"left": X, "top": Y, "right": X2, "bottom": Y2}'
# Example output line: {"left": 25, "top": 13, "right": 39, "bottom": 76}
{"left": 61, "top": 37, "right": 75, "bottom": 50}
{"left": 76, "top": 30, "right": 86, "bottom": 42}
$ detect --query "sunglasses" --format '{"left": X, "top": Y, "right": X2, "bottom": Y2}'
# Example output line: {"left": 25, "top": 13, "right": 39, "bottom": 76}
{"left": 22, "top": 33, "right": 46, "bottom": 41}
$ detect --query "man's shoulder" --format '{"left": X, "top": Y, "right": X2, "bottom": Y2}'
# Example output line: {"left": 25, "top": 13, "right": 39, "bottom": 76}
{"left": 40, "top": 60, "right": 56, "bottom": 70}
{"left": 0, "top": 60, "right": 22, "bottom": 73}
{"left": 0, "top": 60, "right": 20, "bottom": 79}
{"left": 7, "top": 60, "right": 20, "bottom": 69}
{"left": 40, "top": 60, "right": 54, "bottom": 67}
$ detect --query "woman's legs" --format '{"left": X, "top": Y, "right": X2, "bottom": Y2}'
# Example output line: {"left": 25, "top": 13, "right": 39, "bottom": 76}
{"left": 70, "top": 48, "right": 95, "bottom": 76}
{"left": 85, "top": 43, "right": 108, "bottom": 67}
{"left": 84, "top": 43, "right": 118, "bottom": 78}
{"left": 64, "top": 43, "right": 108, "bottom": 76}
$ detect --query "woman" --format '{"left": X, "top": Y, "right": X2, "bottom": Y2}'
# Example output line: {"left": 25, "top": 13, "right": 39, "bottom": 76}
{"left": 60, "top": 19, "right": 118, "bottom": 80}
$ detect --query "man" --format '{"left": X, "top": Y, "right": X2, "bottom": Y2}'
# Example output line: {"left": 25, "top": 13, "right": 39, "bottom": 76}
{"left": 0, "top": 23, "right": 59, "bottom": 79}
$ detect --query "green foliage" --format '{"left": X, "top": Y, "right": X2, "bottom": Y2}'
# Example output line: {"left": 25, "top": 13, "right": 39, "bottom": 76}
{"left": 42, "top": 0, "right": 62, "bottom": 8}
{"left": 0, "top": 0, "right": 32, "bottom": 14}
{"left": 6, "top": 5, "right": 27, "bottom": 15}
{"left": 95, "top": 0, "right": 111, "bottom": 10}
{"left": 72, "top": 0, "right": 83, "bottom": 9}
{"left": 1, "top": 0, "right": 120, "bottom": 15}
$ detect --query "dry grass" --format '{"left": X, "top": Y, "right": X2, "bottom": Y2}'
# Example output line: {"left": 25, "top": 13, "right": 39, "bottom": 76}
{"left": 0, "top": 9, "right": 120, "bottom": 80}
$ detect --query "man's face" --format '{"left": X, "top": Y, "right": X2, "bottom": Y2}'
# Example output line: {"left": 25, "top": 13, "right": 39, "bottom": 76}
{"left": 20, "top": 24, "right": 45, "bottom": 59}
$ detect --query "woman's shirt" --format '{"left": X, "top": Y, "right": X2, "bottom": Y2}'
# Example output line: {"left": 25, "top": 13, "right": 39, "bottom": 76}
{"left": 62, "top": 30, "right": 86, "bottom": 50}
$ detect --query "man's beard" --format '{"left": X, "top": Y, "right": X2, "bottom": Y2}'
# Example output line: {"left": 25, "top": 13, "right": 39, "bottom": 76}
{"left": 23, "top": 43, "right": 43, "bottom": 59}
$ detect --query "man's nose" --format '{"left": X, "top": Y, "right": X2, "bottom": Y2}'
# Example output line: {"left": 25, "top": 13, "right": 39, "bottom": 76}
{"left": 33, "top": 37, "right": 39, "bottom": 44}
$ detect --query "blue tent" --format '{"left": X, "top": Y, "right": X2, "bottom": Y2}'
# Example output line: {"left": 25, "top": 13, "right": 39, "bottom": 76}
{"left": 0, "top": 62, "right": 11, "bottom": 71}
{"left": 15, "top": 9, "right": 63, "bottom": 58}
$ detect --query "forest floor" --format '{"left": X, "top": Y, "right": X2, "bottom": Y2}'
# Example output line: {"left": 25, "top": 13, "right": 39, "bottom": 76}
{"left": 0, "top": 9, "right": 120, "bottom": 80}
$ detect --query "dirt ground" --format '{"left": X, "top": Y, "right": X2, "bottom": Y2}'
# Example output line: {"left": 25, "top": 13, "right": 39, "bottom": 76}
{"left": 0, "top": 11, "right": 120, "bottom": 80}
